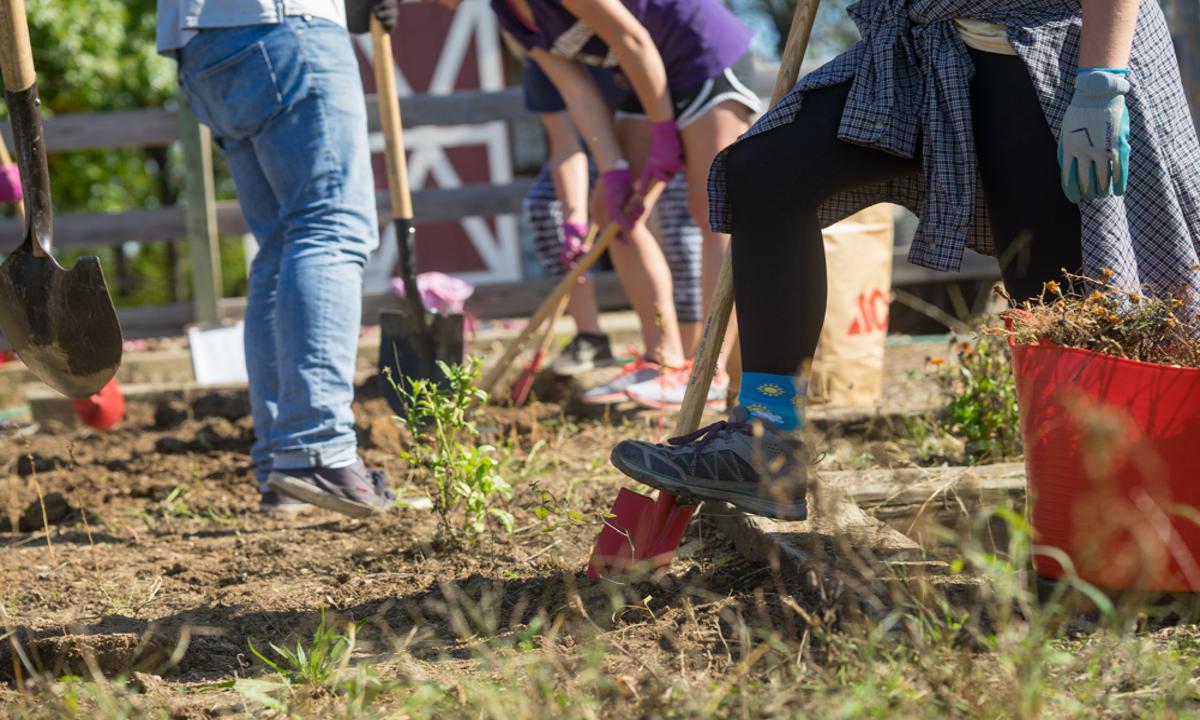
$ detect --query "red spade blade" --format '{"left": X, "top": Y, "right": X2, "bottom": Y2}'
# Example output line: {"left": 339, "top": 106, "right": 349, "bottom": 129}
{"left": 587, "top": 487, "right": 694, "bottom": 579}
{"left": 510, "top": 350, "right": 545, "bottom": 405}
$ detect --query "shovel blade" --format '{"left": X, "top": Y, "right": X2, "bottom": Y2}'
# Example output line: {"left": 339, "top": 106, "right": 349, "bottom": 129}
{"left": 587, "top": 487, "right": 694, "bottom": 579}
{"left": 0, "top": 250, "right": 121, "bottom": 398}
{"left": 378, "top": 307, "right": 464, "bottom": 415}
{"left": 510, "top": 350, "right": 545, "bottom": 405}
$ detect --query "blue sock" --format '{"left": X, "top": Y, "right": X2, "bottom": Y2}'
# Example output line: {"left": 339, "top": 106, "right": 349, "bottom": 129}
{"left": 739, "top": 372, "right": 808, "bottom": 432}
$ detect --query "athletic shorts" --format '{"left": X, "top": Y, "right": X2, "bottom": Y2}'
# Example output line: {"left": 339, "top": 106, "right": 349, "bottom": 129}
{"left": 523, "top": 60, "right": 621, "bottom": 114}
{"left": 614, "top": 55, "right": 762, "bottom": 129}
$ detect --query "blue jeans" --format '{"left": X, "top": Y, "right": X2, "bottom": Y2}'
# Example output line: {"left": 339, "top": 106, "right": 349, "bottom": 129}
{"left": 178, "top": 17, "right": 379, "bottom": 487}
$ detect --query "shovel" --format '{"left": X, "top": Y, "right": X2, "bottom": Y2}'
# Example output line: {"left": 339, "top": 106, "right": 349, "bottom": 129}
{"left": 509, "top": 223, "right": 599, "bottom": 404}
{"left": 586, "top": 0, "right": 823, "bottom": 579}
{"left": 370, "top": 17, "right": 463, "bottom": 413}
{"left": 0, "top": 0, "right": 121, "bottom": 399}
{"left": 480, "top": 183, "right": 664, "bottom": 398}
{"left": 510, "top": 295, "right": 569, "bottom": 405}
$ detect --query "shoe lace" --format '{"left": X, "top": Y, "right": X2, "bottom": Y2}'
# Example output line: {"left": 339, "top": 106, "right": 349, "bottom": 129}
{"left": 667, "top": 418, "right": 753, "bottom": 466}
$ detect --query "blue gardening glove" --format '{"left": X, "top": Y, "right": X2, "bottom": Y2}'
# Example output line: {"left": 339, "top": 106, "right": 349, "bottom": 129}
{"left": 1057, "top": 68, "right": 1131, "bottom": 204}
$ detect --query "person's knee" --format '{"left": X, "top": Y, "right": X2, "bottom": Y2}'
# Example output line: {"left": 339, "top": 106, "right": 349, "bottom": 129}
{"left": 685, "top": 187, "right": 709, "bottom": 231}
{"left": 726, "top": 133, "right": 809, "bottom": 210}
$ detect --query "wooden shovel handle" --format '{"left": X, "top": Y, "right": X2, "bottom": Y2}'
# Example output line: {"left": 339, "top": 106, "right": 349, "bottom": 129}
{"left": 0, "top": 0, "right": 35, "bottom": 92}
{"left": 370, "top": 17, "right": 413, "bottom": 221}
{"left": 480, "top": 181, "right": 665, "bottom": 395}
{"left": 673, "top": 0, "right": 821, "bottom": 435}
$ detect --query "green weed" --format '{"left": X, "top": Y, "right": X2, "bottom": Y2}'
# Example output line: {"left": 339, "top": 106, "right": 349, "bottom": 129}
{"left": 390, "top": 359, "right": 514, "bottom": 543}
{"left": 934, "top": 336, "right": 1021, "bottom": 464}
{"left": 247, "top": 609, "right": 354, "bottom": 689}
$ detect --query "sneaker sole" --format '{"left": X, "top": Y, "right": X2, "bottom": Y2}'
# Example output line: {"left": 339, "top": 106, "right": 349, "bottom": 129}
{"left": 624, "top": 390, "right": 727, "bottom": 413}
{"left": 552, "top": 356, "right": 619, "bottom": 377}
{"left": 609, "top": 448, "right": 808, "bottom": 521}
{"left": 267, "top": 474, "right": 384, "bottom": 519}
{"left": 259, "top": 502, "right": 314, "bottom": 515}
{"left": 580, "top": 391, "right": 633, "bottom": 405}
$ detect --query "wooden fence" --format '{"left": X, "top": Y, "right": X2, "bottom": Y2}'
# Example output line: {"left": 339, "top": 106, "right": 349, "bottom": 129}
{"left": 0, "top": 83, "right": 1002, "bottom": 347}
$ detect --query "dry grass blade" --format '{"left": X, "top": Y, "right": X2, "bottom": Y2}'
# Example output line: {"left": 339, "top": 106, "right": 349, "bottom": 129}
{"left": 1001, "top": 271, "right": 1200, "bottom": 367}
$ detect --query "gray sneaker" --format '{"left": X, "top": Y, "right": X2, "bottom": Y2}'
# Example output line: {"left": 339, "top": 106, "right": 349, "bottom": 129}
{"left": 267, "top": 461, "right": 395, "bottom": 519}
{"left": 550, "top": 333, "right": 616, "bottom": 376}
{"left": 609, "top": 406, "right": 809, "bottom": 520}
{"left": 259, "top": 489, "right": 313, "bottom": 514}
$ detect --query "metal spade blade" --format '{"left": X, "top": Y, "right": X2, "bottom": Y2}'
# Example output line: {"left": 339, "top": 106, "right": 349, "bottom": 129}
{"left": 0, "top": 6, "right": 121, "bottom": 399}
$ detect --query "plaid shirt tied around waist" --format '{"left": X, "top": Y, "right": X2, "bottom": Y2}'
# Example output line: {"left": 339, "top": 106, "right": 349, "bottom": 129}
{"left": 710, "top": 0, "right": 1200, "bottom": 302}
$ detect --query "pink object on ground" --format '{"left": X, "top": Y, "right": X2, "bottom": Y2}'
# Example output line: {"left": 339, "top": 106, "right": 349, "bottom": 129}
{"left": 391, "top": 271, "right": 477, "bottom": 337}
{"left": 70, "top": 377, "right": 125, "bottom": 431}
{"left": 390, "top": 271, "right": 474, "bottom": 315}
{"left": 0, "top": 164, "right": 22, "bottom": 203}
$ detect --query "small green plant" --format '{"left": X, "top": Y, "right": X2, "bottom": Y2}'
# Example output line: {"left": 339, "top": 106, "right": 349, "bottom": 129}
{"left": 248, "top": 609, "right": 354, "bottom": 689}
{"left": 389, "top": 359, "right": 514, "bottom": 543}
{"left": 933, "top": 336, "right": 1021, "bottom": 464}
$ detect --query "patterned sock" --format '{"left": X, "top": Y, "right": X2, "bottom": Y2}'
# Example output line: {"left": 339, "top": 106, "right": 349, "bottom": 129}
{"left": 739, "top": 372, "right": 808, "bottom": 432}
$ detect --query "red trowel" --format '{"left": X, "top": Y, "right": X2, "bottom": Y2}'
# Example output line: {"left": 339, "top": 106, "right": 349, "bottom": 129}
{"left": 587, "top": 0, "right": 824, "bottom": 579}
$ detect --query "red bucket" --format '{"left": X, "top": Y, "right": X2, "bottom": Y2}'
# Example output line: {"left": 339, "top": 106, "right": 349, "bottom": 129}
{"left": 1009, "top": 317, "right": 1200, "bottom": 591}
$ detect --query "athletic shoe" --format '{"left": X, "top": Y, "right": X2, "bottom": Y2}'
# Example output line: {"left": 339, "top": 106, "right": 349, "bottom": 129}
{"left": 550, "top": 333, "right": 617, "bottom": 376}
{"left": 624, "top": 361, "right": 730, "bottom": 411}
{"left": 267, "top": 461, "right": 395, "bottom": 519}
{"left": 258, "top": 489, "right": 313, "bottom": 514}
{"left": 580, "top": 357, "right": 663, "bottom": 405}
{"left": 609, "top": 406, "right": 809, "bottom": 520}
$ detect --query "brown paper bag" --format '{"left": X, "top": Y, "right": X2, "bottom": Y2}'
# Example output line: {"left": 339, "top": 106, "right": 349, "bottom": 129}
{"left": 809, "top": 204, "right": 895, "bottom": 408}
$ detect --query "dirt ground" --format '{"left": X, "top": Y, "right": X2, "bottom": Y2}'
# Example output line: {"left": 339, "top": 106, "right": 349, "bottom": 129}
{"left": 9, "top": 339, "right": 1189, "bottom": 718}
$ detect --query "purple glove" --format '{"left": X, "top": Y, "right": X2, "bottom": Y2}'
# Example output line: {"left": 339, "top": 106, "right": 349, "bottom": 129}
{"left": 0, "top": 164, "right": 22, "bottom": 204}
{"left": 601, "top": 166, "right": 643, "bottom": 237}
{"left": 560, "top": 221, "right": 590, "bottom": 270}
{"left": 639, "top": 120, "right": 684, "bottom": 190}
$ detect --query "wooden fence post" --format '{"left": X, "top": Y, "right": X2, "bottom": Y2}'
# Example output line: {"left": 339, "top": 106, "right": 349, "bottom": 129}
{"left": 178, "top": 96, "right": 223, "bottom": 326}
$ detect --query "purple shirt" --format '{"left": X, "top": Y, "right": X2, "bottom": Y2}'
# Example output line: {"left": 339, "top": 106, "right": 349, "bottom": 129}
{"left": 493, "top": 0, "right": 752, "bottom": 94}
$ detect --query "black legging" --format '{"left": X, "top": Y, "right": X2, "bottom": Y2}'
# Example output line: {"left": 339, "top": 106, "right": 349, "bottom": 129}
{"left": 726, "top": 49, "right": 1082, "bottom": 376}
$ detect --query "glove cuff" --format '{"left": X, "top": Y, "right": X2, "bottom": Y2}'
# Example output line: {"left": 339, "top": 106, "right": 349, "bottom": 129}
{"left": 649, "top": 119, "right": 678, "bottom": 137}
{"left": 1075, "top": 69, "right": 1131, "bottom": 97}
{"left": 562, "top": 221, "right": 589, "bottom": 242}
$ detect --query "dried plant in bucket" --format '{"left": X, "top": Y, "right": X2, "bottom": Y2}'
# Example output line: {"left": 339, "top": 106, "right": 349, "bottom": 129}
{"left": 997, "top": 272, "right": 1200, "bottom": 592}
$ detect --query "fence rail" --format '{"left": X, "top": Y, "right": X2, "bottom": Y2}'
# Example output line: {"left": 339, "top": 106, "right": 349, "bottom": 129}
{"left": 0, "top": 81, "right": 1001, "bottom": 351}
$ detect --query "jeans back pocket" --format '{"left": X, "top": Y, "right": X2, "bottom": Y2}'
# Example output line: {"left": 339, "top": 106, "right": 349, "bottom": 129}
{"left": 183, "top": 40, "right": 285, "bottom": 141}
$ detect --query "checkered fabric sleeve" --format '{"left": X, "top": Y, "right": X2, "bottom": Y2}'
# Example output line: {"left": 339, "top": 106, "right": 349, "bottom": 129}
{"left": 710, "top": 0, "right": 1200, "bottom": 306}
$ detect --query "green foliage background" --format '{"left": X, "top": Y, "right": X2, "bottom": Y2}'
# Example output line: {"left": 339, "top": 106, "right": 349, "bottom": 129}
{"left": 2, "top": 0, "right": 246, "bottom": 308}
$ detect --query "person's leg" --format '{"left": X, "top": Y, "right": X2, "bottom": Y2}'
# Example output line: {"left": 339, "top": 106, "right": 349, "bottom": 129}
{"left": 969, "top": 49, "right": 1082, "bottom": 301}
{"left": 657, "top": 174, "right": 704, "bottom": 354}
{"left": 615, "top": 118, "right": 686, "bottom": 367}
{"left": 177, "top": 19, "right": 391, "bottom": 517}
{"left": 610, "top": 82, "right": 922, "bottom": 519}
{"left": 624, "top": 99, "right": 754, "bottom": 411}
{"left": 177, "top": 25, "right": 296, "bottom": 511}
{"left": 221, "top": 138, "right": 285, "bottom": 494}
{"left": 524, "top": 164, "right": 605, "bottom": 335}
{"left": 681, "top": 99, "right": 754, "bottom": 369}
{"left": 245, "top": 18, "right": 377, "bottom": 475}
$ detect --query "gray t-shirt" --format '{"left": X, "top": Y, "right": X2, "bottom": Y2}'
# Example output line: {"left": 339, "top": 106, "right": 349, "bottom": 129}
{"left": 156, "top": 0, "right": 347, "bottom": 54}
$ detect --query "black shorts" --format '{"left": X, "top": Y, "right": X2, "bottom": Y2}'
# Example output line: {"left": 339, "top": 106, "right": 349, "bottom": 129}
{"left": 615, "top": 55, "right": 762, "bottom": 129}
